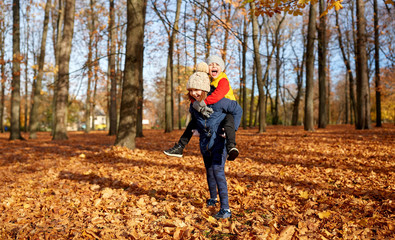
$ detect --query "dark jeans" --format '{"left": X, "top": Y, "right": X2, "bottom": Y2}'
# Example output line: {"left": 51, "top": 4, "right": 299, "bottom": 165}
{"left": 178, "top": 114, "right": 236, "bottom": 151}
{"left": 203, "top": 141, "right": 229, "bottom": 209}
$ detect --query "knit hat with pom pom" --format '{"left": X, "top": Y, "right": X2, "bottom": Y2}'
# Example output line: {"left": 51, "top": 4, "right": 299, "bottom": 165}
{"left": 186, "top": 62, "right": 210, "bottom": 92}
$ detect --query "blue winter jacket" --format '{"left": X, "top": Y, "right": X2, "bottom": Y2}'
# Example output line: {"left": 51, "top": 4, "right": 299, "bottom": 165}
{"left": 190, "top": 98, "right": 242, "bottom": 155}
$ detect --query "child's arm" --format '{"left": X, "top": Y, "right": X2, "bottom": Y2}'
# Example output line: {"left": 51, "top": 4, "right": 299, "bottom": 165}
{"left": 204, "top": 78, "right": 229, "bottom": 105}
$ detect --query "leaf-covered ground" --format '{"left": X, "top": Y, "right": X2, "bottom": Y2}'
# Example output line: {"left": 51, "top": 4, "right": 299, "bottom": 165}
{"left": 0, "top": 125, "right": 394, "bottom": 239}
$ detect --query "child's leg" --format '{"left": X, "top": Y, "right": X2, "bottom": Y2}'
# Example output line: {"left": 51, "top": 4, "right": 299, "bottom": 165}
{"left": 164, "top": 117, "right": 197, "bottom": 157}
{"left": 178, "top": 119, "right": 197, "bottom": 148}
{"left": 223, "top": 114, "right": 239, "bottom": 160}
{"left": 211, "top": 147, "right": 229, "bottom": 210}
{"left": 203, "top": 156, "right": 219, "bottom": 201}
{"left": 211, "top": 147, "right": 231, "bottom": 220}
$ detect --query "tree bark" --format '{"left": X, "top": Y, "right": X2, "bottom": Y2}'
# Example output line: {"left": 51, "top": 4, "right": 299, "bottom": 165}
{"left": 250, "top": 3, "right": 266, "bottom": 133}
{"left": 355, "top": 0, "right": 371, "bottom": 129}
{"left": 241, "top": 14, "right": 248, "bottom": 129}
{"left": 335, "top": 10, "right": 356, "bottom": 124}
{"left": 108, "top": 0, "right": 117, "bottom": 135}
{"left": 318, "top": 0, "right": 327, "bottom": 128}
{"left": 273, "top": 26, "right": 281, "bottom": 125}
{"left": 30, "top": 0, "right": 51, "bottom": 139}
{"left": 164, "top": 0, "right": 182, "bottom": 133}
{"left": 84, "top": 0, "right": 96, "bottom": 133}
{"left": 53, "top": 0, "right": 75, "bottom": 140}
{"left": 136, "top": 39, "right": 144, "bottom": 137}
{"left": 24, "top": 5, "right": 30, "bottom": 133}
{"left": 221, "top": 0, "right": 231, "bottom": 62}
{"left": 0, "top": 19, "right": 5, "bottom": 133}
{"left": 304, "top": 1, "right": 317, "bottom": 131}
{"left": 205, "top": 0, "right": 212, "bottom": 58}
{"left": 115, "top": 0, "right": 146, "bottom": 149}
{"left": 249, "top": 62, "right": 255, "bottom": 128}
{"left": 10, "top": 0, "right": 23, "bottom": 140}
{"left": 291, "top": 34, "right": 305, "bottom": 126}
{"left": 373, "top": 0, "right": 381, "bottom": 127}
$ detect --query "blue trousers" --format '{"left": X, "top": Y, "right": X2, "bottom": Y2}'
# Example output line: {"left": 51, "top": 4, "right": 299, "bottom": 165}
{"left": 202, "top": 145, "right": 229, "bottom": 209}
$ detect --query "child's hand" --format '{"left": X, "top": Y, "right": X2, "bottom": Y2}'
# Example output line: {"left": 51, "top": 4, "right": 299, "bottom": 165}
{"left": 193, "top": 101, "right": 213, "bottom": 118}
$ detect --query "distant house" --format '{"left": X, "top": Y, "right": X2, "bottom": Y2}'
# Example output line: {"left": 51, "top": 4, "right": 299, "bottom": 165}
{"left": 90, "top": 107, "right": 107, "bottom": 130}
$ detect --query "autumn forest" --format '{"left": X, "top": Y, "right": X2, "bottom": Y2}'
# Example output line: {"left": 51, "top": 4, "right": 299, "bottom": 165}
{"left": 0, "top": 0, "right": 394, "bottom": 239}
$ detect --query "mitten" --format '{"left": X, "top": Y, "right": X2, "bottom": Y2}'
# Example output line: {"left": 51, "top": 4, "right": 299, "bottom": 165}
{"left": 193, "top": 101, "right": 213, "bottom": 118}
{"left": 201, "top": 106, "right": 214, "bottom": 118}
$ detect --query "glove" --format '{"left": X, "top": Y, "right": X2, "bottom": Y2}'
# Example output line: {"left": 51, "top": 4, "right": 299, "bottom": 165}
{"left": 193, "top": 101, "right": 214, "bottom": 118}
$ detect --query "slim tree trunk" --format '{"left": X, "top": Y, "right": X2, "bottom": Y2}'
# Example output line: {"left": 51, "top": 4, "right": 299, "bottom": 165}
{"left": 205, "top": 0, "right": 212, "bottom": 58}
{"left": 92, "top": 44, "right": 99, "bottom": 129}
{"left": 24, "top": 6, "right": 30, "bottom": 133}
{"left": 344, "top": 71, "right": 350, "bottom": 124}
{"left": 164, "top": 0, "right": 181, "bottom": 133}
{"left": 355, "top": 0, "right": 371, "bottom": 129}
{"left": 10, "top": 0, "right": 23, "bottom": 140}
{"left": 273, "top": 32, "right": 281, "bottom": 125}
{"left": 177, "top": 43, "right": 181, "bottom": 130}
{"left": 249, "top": 62, "right": 255, "bottom": 128}
{"left": 221, "top": 0, "right": 231, "bottom": 62}
{"left": 0, "top": 19, "right": 5, "bottom": 133}
{"left": 52, "top": 0, "right": 64, "bottom": 136}
{"left": 241, "top": 15, "right": 248, "bottom": 129}
{"left": 335, "top": 10, "right": 356, "bottom": 124}
{"left": 291, "top": 37, "right": 305, "bottom": 126}
{"left": 108, "top": 0, "right": 117, "bottom": 135}
{"left": 136, "top": 39, "right": 144, "bottom": 137}
{"left": 115, "top": 0, "right": 146, "bottom": 149}
{"left": 318, "top": 0, "right": 327, "bottom": 128}
{"left": 85, "top": 0, "right": 95, "bottom": 133}
{"left": 53, "top": 0, "right": 75, "bottom": 140}
{"left": 250, "top": 3, "right": 267, "bottom": 133}
{"left": 373, "top": 0, "right": 381, "bottom": 127}
{"left": 304, "top": 1, "right": 317, "bottom": 131}
{"left": 30, "top": 0, "right": 51, "bottom": 139}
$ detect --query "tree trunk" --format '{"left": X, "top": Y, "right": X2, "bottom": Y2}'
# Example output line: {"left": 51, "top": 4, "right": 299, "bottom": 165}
{"left": 52, "top": 0, "right": 64, "bottom": 136}
{"left": 115, "top": 0, "right": 146, "bottom": 149}
{"left": 136, "top": 39, "right": 144, "bottom": 137}
{"left": 318, "top": 0, "right": 327, "bottom": 128}
{"left": 335, "top": 10, "right": 356, "bottom": 125}
{"left": 373, "top": 0, "right": 381, "bottom": 127}
{"left": 0, "top": 19, "right": 5, "bottom": 133}
{"left": 273, "top": 32, "right": 281, "bottom": 125}
{"left": 304, "top": 1, "right": 317, "bottom": 131}
{"left": 355, "top": 0, "right": 371, "bottom": 129}
{"left": 249, "top": 62, "right": 255, "bottom": 128}
{"left": 53, "top": 0, "right": 75, "bottom": 140}
{"left": 292, "top": 62, "right": 304, "bottom": 126}
{"left": 30, "top": 0, "right": 51, "bottom": 139}
{"left": 241, "top": 14, "right": 248, "bottom": 129}
{"left": 251, "top": 5, "right": 282, "bottom": 132}
{"left": 291, "top": 30, "right": 305, "bottom": 126}
{"left": 177, "top": 43, "right": 181, "bottom": 130}
{"left": 221, "top": 0, "right": 231, "bottom": 62}
{"left": 24, "top": 6, "right": 30, "bottom": 133}
{"left": 345, "top": 72, "right": 349, "bottom": 123}
{"left": 92, "top": 44, "right": 99, "bottom": 129}
{"left": 108, "top": 0, "right": 117, "bottom": 135}
{"left": 205, "top": 0, "right": 212, "bottom": 58}
{"left": 10, "top": 0, "right": 23, "bottom": 140}
{"left": 164, "top": 0, "right": 181, "bottom": 133}
{"left": 84, "top": 0, "right": 96, "bottom": 133}
{"left": 250, "top": 3, "right": 266, "bottom": 133}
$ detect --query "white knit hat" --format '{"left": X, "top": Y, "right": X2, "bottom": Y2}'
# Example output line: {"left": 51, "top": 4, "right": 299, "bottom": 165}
{"left": 186, "top": 62, "right": 210, "bottom": 92}
{"left": 207, "top": 55, "right": 225, "bottom": 71}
